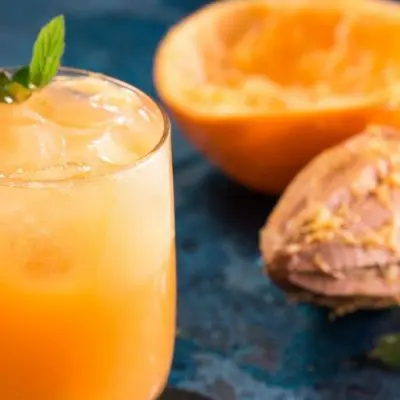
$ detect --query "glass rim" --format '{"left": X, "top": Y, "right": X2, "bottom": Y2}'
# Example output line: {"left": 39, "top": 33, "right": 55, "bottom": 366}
{"left": 0, "top": 66, "right": 171, "bottom": 188}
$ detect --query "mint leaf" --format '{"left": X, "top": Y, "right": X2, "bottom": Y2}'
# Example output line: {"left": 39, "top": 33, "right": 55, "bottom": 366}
{"left": 0, "top": 15, "right": 65, "bottom": 104}
{"left": 29, "top": 15, "right": 65, "bottom": 88}
{"left": 0, "top": 71, "right": 15, "bottom": 104}
{"left": 7, "top": 82, "right": 32, "bottom": 103}
{"left": 12, "top": 66, "right": 31, "bottom": 88}
{"left": 371, "top": 333, "right": 400, "bottom": 368}
{"left": 0, "top": 71, "right": 11, "bottom": 87}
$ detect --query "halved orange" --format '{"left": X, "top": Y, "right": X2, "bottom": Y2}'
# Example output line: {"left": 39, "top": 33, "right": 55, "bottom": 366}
{"left": 154, "top": 0, "right": 400, "bottom": 194}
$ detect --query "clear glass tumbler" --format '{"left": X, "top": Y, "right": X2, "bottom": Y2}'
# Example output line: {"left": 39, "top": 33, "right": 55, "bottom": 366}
{"left": 0, "top": 68, "right": 176, "bottom": 400}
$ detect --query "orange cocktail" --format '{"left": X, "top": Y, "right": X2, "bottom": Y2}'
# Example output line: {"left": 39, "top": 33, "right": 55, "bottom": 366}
{"left": 0, "top": 68, "right": 175, "bottom": 400}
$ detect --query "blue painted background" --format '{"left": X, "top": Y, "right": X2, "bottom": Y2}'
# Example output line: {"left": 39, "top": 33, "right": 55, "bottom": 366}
{"left": 3, "top": 0, "right": 400, "bottom": 398}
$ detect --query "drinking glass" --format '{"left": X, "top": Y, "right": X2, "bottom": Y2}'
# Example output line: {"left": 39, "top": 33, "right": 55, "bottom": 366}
{"left": 0, "top": 67, "right": 176, "bottom": 400}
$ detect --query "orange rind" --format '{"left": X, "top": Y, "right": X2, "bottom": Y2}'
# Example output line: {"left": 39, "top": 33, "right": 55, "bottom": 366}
{"left": 154, "top": 0, "right": 400, "bottom": 194}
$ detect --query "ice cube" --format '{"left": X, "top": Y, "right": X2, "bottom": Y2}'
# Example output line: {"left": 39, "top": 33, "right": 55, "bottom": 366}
{"left": 28, "top": 77, "right": 122, "bottom": 130}
{"left": 90, "top": 85, "right": 143, "bottom": 114}
{"left": 92, "top": 128, "right": 140, "bottom": 166}
{"left": 91, "top": 104, "right": 163, "bottom": 168}
{"left": 0, "top": 76, "right": 164, "bottom": 179}
{"left": 0, "top": 119, "right": 68, "bottom": 177}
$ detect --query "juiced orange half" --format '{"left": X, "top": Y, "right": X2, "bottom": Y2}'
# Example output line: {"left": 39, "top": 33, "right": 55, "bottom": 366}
{"left": 154, "top": 0, "right": 400, "bottom": 194}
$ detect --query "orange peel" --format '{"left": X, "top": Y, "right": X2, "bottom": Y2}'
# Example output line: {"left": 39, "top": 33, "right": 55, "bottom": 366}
{"left": 154, "top": 0, "right": 400, "bottom": 194}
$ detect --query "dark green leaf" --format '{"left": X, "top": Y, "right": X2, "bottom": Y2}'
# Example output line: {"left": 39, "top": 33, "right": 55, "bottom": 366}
{"left": 6, "top": 82, "right": 32, "bottom": 103}
{"left": 29, "top": 15, "right": 65, "bottom": 87}
{"left": 0, "top": 71, "right": 12, "bottom": 86}
{"left": 371, "top": 334, "right": 400, "bottom": 368}
{"left": 0, "top": 89, "right": 13, "bottom": 104}
{"left": 12, "top": 66, "right": 31, "bottom": 88}
{"left": 0, "top": 72, "right": 14, "bottom": 104}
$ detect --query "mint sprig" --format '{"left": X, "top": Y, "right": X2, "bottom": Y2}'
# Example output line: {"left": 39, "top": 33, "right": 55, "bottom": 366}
{"left": 30, "top": 15, "right": 65, "bottom": 88}
{"left": 0, "top": 15, "right": 65, "bottom": 104}
{"left": 12, "top": 66, "right": 31, "bottom": 88}
{"left": 370, "top": 333, "right": 400, "bottom": 368}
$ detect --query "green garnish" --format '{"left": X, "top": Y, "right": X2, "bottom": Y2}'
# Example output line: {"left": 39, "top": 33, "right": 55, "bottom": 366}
{"left": 29, "top": 15, "right": 65, "bottom": 87}
{"left": 12, "top": 66, "right": 31, "bottom": 88}
{"left": 0, "top": 15, "right": 65, "bottom": 104}
{"left": 370, "top": 333, "right": 400, "bottom": 368}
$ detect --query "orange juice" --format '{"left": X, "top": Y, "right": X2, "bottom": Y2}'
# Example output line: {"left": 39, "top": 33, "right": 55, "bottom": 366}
{"left": 0, "top": 68, "right": 175, "bottom": 400}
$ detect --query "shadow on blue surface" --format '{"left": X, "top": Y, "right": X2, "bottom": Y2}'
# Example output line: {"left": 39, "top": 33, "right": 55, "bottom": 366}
{"left": 172, "top": 163, "right": 400, "bottom": 399}
{"left": 160, "top": 387, "right": 213, "bottom": 400}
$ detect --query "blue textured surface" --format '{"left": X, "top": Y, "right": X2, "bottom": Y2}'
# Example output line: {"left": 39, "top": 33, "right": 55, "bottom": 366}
{"left": 4, "top": 0, "right": 400, "bottom": 399}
